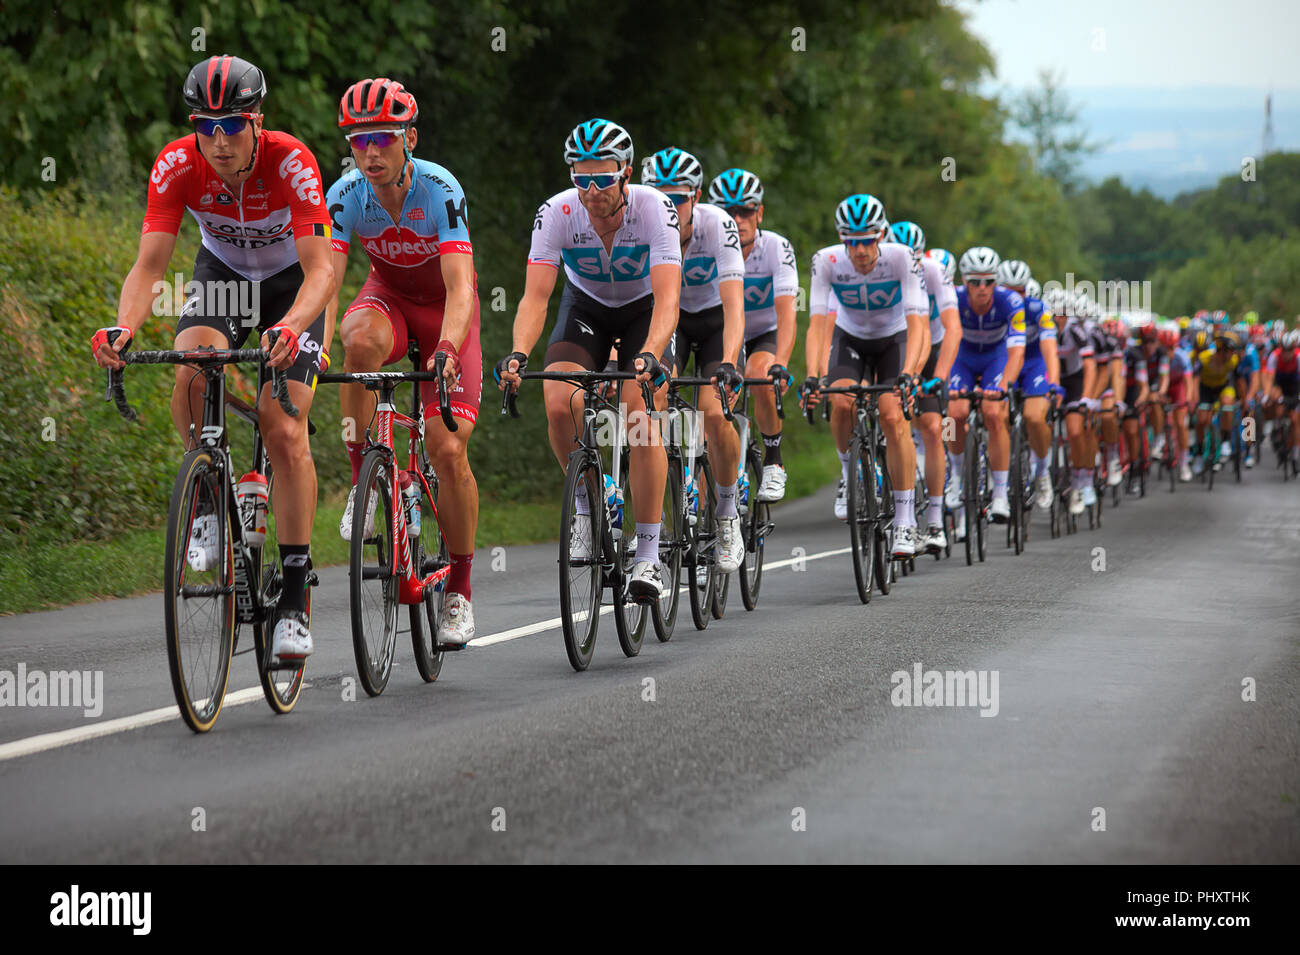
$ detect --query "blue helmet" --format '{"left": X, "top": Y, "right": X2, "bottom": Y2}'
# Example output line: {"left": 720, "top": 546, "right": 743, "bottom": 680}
{"left": 564, "top": 118, "right": 634, "bottom": 166}
{"left": 889, "top": 220, "right": 926, "bottom": 255}
{"left": 835, "top": 193, "right": 887, "bottom": 236}
{"left": 708, "top": 167, "right": 764, "bottom": 207}
{"left": 641, "top": 147, "right": 703, "bottom": 191}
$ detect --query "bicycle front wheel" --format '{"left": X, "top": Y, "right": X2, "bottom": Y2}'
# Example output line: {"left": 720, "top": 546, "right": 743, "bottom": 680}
{"left": 739, "top": 446, "right": 768, "bottom": 611}
{"left": 163, "top": 448, "right": 235, "bottom": 733}
{"left": 846, "top": 434, "right": 875, "bottom": 604}
{"left": 559, "top": 452, "right": 603, "bottom": 671}
{"left": 613, "top": 463, "right": 646, "bottom": 659}
{"left": 252, "top": 536, "right": 306, "bottom": 715}
{"left": 687, "top": 460, "right": 716, "bottom": 630}
{"left": 350, "top": 451, "right": 399, "bottom": 696}
{"left": 652, "top": 455, "right": 684, "bottom": 642}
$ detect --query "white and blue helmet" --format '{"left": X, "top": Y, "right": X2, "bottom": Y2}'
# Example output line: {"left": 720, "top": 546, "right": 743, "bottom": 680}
{"left": 564, "top": 118, "right": 634, "bottom": 166}
{"left": 927, "top": 248, "right": 956, "bottom": 284}
{"left": 835, "top": 193, "right": 887, "bottom": 236}
{"left": 959, "top": 246, "right": 1001, "bottom": 279}
{"left": 708, "top": 167, "right": 764, "bottom": 207}
{"left": 997, "top": 259, "right": 1033, "bottom": 289}
{"left": 889, "top": 220, "right": 926, "bottom": 255}
{"left": 641, "top": 147, "right": 703, "bottom": 191}
{"left": 1024, "top": 277, "right": 1042, "bottom": 300}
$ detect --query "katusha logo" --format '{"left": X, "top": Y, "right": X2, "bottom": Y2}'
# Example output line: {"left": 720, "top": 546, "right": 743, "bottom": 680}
{"left": 277, "top": 148, "right": 321, "bottom": 205}
{"left": 361, "top": 227, "right": 438, "bottom": 266}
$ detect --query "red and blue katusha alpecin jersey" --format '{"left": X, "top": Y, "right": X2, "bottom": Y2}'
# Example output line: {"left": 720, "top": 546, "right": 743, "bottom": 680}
{"left": 142, "top": 130, "right": 332, "bottom": 281}
{"left": 326, "top": 158, "right": 473, "bottom": 304}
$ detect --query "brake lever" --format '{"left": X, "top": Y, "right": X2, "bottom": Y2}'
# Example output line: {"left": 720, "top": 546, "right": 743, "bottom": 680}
{"left": 263, "top": 328, "right": 300, "bottom": 418}
{"left": 434, "top": 352, "right": 458, "bottom": 432}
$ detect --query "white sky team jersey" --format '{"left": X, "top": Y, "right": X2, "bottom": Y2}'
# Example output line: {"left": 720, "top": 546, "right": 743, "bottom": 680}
{"left": 921, "top": 255, "right": 957, "bottom": 346}
{"left": 742, "top": 229, "right": 799, "bottom": 339}
{"left": 811, "top": 241, "right": 927, "bottom": 340}
{"left": 527, "top": 183, "right": 682, "bottom": 307}
{"left": 678, "top": 202, "right": 744, "bottom": 313}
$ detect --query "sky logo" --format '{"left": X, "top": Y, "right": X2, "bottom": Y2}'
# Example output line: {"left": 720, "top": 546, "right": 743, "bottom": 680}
{"left": 832, "top": 283, "right": 865, "bottom": 307}
{"left": 609, "top": 245, "right": 650, "bottom": 280}
{"left": 683, "top": 257, "right": 718, "bottom": 285}
{"left": 744, "top": 276, "right": 774, "bottom": 310}
{"left": 561, "top": 247, "right": 609, "bottom": 281}
{"left": 866, "top": 281, "right": 901, "bottom": 309}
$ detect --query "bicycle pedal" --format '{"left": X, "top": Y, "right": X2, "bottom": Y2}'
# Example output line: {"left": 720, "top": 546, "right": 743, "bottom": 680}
{"left": 432, "top": 642, "right": 467, "bottom": 652}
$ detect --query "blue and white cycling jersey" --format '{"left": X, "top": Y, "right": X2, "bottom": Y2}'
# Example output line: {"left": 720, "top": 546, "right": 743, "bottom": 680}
{"left": 1239, "top": 343, "right": 1261, "bottom": 376}
{"left": 678, "top": 202, "right": 744, "bottom": 313}
{"left": 810, "top": 242, "right": 927, "bottom": 340}
{"left": 920, "top": 255, "right": 957, "bottom": 346}
{"left": 1021, "top": 295, "right": 1056, "bottom": 354}
{"left": 741, "top": 229, "right": 799, "bottom": 339}
{"left": 954, "top": 285, "right": 1027, "bottom": 353}
{"left": 527, "top": 183, "right": 681, "bottom": 307}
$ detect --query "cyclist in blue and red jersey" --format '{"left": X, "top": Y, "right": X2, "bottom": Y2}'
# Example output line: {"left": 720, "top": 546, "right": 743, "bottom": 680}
{"left": 91, "top": 54, "right": 334, "bottom": 665}
{"left": 325, "top": 77, "right": 482, "bottom": 645}
{"left": 943, "top": 247, "right": 1026, "bottom": 533}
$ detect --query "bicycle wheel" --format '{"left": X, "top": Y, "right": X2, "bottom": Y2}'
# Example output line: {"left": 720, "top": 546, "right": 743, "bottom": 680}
{"left": 1007, "top": 425, "right": 1022, "bottom": 552}
{"left": 252, "top": 534, "right": 307, "bottom": 715}
{"left": 687, "top": 459, "right": 716, "bottom": 630}
{"left": 652, "top": 455, "right": 684, "bottom": 641}
{"left": 710, "top": 466, "right": 730, "bottom": 620}
{"left": 410, "top": 473, "right": 448, "bottom": 683}
{"left": 872, "top": 437, "right": 892, "bottom": 596}
{"left": 613, "top": 463, "right": 647, "bottom": 659}
{"left": 963, "top": 426, "right": 978, "bottom": 566}
{"left": 739, "top": 446, "right": 768, "bottom": 611}
{"left": 846, "top": 433, "right": 875, "bottom": 604}
{"left": 975, "top": 435, "right": 988, "bottom": 562}
{"left": 164, "top": 449, "right": 235, "bottom": 733}
{"left": 559, "top": 452, "right": 603, "bottom": 671}
{"left": 349, "top": 451, "right": 399, "bottom": 697}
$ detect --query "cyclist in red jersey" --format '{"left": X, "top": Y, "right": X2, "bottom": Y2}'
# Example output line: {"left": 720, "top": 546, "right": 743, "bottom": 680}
{"left": 91, "top": 55, "right": 334, "bottom": 664}
{"left": 325, "top": 78, "right": 482, "bottom": 646}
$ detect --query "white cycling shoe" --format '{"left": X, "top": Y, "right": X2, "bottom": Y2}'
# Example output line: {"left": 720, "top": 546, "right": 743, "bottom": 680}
{"left": 990, "top": 494, "right": 1011, "bottom": 524}
{"left": 629, "top": 560, "right": 664, "bottom": 601}
{"left": 438, "top": 593, "right": 475, "bottom": 646}
{"left": 716, "top": 515, "right": 744, "bottom": 573}
{"left": 892, "top": 524, "right": 917, "bottom": 558}
{"left": 1034, "top": 475, "right": 1053, "bottom": 510}
{"left": 923, "top": 524, "right": 945, "bottom": 553}
{"left": 1068, "top": 488, "right": 1085, "bottom": 515}
{"left": 1106, "top": 457, "right": 1123, "bottom": 486}
{"left": 271, "top": 609, "right": 313, "bottom": 665}
{"left": 1179, "top": 462, "right": 1192, "bottom": 482}
{"left": 187, "top": 514, "right": 220, "bottom": 572}
{"left": 568, "top": 514, "right": 594, "bottom": 562}
{"left": 953, "top": 509, "right": 966, "bottom": 541}
{"left": 339, "top": 485, "right": 378, "bottom": 542}
{"left": 834, "top": 478, "right": 848, "bottom": 521}
{"left": 1081, "top": 484, "right": 1098, "bottom": 507}
{"left": 757, "top": 464, "right": 787, "bottom": 502}
{"left": 944, "top": 479, "right": 963, "bottom": 511}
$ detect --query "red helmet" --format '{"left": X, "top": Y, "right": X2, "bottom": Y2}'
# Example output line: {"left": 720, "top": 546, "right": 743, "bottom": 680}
{"left": 1137, "top": 323, "right": 1157, "bottom": 344}
{"left": 338, "top": 78, "right": 418, "bottom": 129}
{"left": 1158, "top": 327, "right": 1178, "bottom": 348}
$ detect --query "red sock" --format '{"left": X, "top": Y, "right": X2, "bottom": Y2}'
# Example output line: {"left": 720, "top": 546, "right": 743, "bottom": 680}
{"left": 345, "top": 441, "right": 366, "bottom": 484}
{"left": 447, "top": 552, "right": 473, "bottom": 600}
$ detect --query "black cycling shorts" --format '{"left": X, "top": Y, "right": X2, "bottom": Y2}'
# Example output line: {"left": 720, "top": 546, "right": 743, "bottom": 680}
{"left": 828, "top": 326, "right": 906, "bottom": 386}
{"left": 174, "top": 245, "right": 327, "bottom": 387}
{"left": 743, "top": 327, "right": 778, "bottom": 363}
{"left": 545, "top": 282, "right": 672, "bottom": 372}
{"left": 1061, "top": 369, "right": 1085, "bottom": 407}
{"left": 673, "top": 304, "right": 725, "bottom": 378}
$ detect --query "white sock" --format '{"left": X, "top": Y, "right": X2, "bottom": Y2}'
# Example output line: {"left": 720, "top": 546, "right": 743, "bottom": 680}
{"left": 1032, "top": 451, "right": 1049, "bottom": 478}
{"left": 635, "top": 522, "right": 660, "bottom": 563}
{"left": 716, "top": 482, "right": 738, "bottom": 518}
{"left": 893, "top": 489, "right": 915, "bottom": 526}
{"left": 574, "top": 481, "right": 590, "bottom": 515}
{"left": 949, "top": 451, "right": 964, "bottom": 482}
{"left": 927, "top": 496, "right": 943, "bottom": 527}
{"left": 838, "top": 448, "right": 852, "bottom": 483}
{"left": 992, "top": 470, "right": 1008, "bottom": 497}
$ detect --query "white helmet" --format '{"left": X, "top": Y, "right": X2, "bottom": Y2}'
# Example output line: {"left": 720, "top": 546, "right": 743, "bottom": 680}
{"left": 564, "top": 118, "right": 634, "bottom": 166}
{"left": 997, "top": 259, "right": 1032, "bottom": 288}
{"left": 1024, "top": 277, "right": 1042, "bottom": 300}
{"left": 927, "top": 248, "right": 956, "bottom": 284}
{"left": 959, "top": 246, "right": 1001, "bottom": 279}
{"left": 835, "top": 193, "right": 888, "bottom": 236}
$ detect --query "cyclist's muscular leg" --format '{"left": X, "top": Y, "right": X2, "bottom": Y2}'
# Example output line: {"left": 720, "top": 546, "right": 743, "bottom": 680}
{"left": 543, "top": 362, "right": 590, "bottom": 468}
{"left": 745, "top": 352, "right": 781, "bottom": 437}
{"left": 829, "top": 377, "right": 858, "bottom": 454}
{"left": 1024, "top": 396, "right": 1050, "bottom": 459}
{"left": 426, "top": 416, "right": 477, "bottom": 554}
{"left": 946, "top": 399, "right": 970, "bottom": 456}
{"left": 699, "top": 385, "right": 740, "bottom": 488}
{"left": 878, "top": 391, "right": 914, "bottom": 490}
{"left": 170, "top": 325, "right": 230, "bottom": 449}
{"left": 920, "top": 411, "right": 945, "bottom": 499}
{"left": 258, "top": 380, "right": 317, "bottom": 544}
{"left": 620, "top": 378, "right": 667, "bottom": 525}
{"left": 984, "top": 397, "right": 1010, "bottom": 470}
{"left": 1100, "top": 394, "right": 1119, "bottom": 446}
{"left": 1066, "top": 411, "right": 1087, "bottom": 468}
{"left": 339, "top": 307, "right": 394, "bottom": 441}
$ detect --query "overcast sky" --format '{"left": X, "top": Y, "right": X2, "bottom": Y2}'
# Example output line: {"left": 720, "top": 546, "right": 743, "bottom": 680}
{"left": 955, "top": 0, "right": 1300, "bottom": 90}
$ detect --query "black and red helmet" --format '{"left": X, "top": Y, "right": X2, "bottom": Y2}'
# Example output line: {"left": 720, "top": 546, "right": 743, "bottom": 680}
{"left": 338, "top": 78, "right": 418, "bottom": 129}
{"left": 183, "top": 55, "right": 266, "bottom": 116}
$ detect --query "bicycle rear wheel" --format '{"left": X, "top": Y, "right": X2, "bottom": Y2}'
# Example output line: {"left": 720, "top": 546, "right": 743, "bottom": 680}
{"left": 739, "top": 446, "right": 768, "bottom": 611}
{"left": 560, "top": 452, "right": 603, "bottom": 671}
{"left": 846, "top": 433, "right": 875, "bottom": 604}
{"left": 652, "top": 455, "right": 684, "bottom": 641}
{"left": 687, "top": 459, "right": 717, "bottom": 630}
{"left": 349, "top": 451, "right": 399, "bottom": 696}
{"left": 164, "top": 448, "right": 235, "bottom": 733}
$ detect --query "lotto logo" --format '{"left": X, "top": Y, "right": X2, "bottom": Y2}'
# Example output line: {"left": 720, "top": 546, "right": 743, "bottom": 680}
{"left": 277, "top": 148, "right": 321, "bottom": 205}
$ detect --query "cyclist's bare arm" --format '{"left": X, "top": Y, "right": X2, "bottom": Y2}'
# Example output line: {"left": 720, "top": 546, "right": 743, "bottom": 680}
{"left": 1041, "top": 336, "right": 1060, "bottom": 385}
{"left": 98, "top": 232, "right": 178, "bottom": 368}
{"left": 904, "top": 311, "right": 928, "bottom": 377}
{"left": 636, "top": 263, "right": 681, "bottom": 376}
{"left": 805, "top": 312, "right": 827, "bottom": 379}
{"left": 774, "top": 293, "right": 797, "bottom": 371}
{"left": 324, "top": 247, "right": 350, "bottom": 353}
{"left": 719, "top": 277, "right": 744, "bottom": 367}
{"left": 1081, "top": 357, "right": 1097, "bottom": 401}
{"left": 936, "top": 306, "right": 961, "bottom": 381}
{"left": 438, "top": 252, "right": 477, "bottom": 362}
{"left": 502, "top": 263, "right": 559, "bottom": 386}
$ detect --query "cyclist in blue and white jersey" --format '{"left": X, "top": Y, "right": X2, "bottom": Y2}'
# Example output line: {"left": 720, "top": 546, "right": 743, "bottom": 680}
{"left": 496, "top": 119, "right": 682, "bottom": 600}
{"left": 997, "top": 261, "right": 1059, "bottom": 509}
{"left": 642, "top": 148, "right": 746, "bottom": 572}
{"left": 890, "top": 223, "right": 959, "bottom": 553}
{"left": 806, "top": 194, "right": 929, "bottom": 556}
{"left": 709, "top": 168, "right": 799, "bottom": 503}
{"left": 943, "top": 247, "right": 1026, "bottom": 531}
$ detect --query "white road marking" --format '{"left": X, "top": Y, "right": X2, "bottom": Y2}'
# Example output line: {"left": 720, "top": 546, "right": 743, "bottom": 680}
{"left": 0, "top": 546, "right": 854, "bottom": 762}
